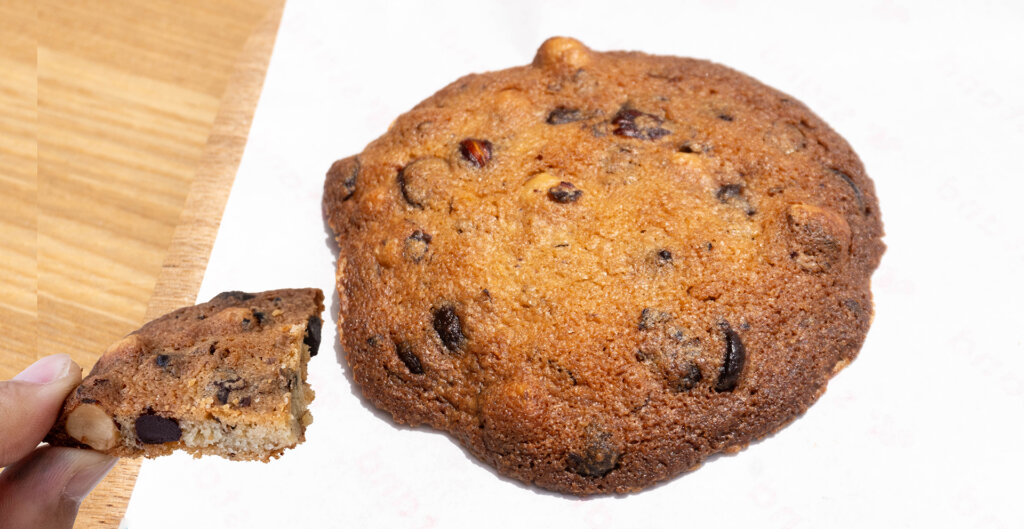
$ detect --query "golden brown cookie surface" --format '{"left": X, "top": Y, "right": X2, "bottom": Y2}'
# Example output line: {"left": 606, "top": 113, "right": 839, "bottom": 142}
{"left": 324, "top": 37, "right": 884, "bottom": 495}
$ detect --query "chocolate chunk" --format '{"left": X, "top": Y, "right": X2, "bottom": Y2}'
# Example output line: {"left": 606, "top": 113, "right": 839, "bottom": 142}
{"left": 459, "top": 139, "right": 493, "bottom": 168}
{"left": 212, "top": 372, "right": 246, "bottom": 405}
{"left": 326, "top": 156, "right": 360, "bottom": 201}
{"left": 716, "top": 184, "right": 743, "bottom": 202}
{"left": 154, "top": 354, "right": 170, "bottom": 367}
{"left": 567, "top": 431, "right": 620, "bottom": 478}
{"left": 135, "top": 413, "right": 181, "bottom": 444}
{"left": 546, "top": 106, "right": 584, "bottom": 125}
{"left": 679, "top": 140, "right": 711, "bottom": 154}
{"left": 548, "top": 182, "right": 583, "bottom": 203}
{"left": 829, "top": 167, "right": 866, "bottom": 213}
{"left": 403, "top": 230, "right": 432, "bottom": 263}
{"left": 638, "top": 308, "right": 672, "bottom": 331}
{"left": 611, "top": 108, "right": 671, "bottom": 141}
{"left": 714, "top": 321, "right": 746, "bottom": 392}
{"left": 304, "top": 315, "right": 322, "bottom": 357}
{"left": 672, "top": 362, "right": 703, "bottom": 391}
{"left": 213, "top": 291, "right": 255, "bottom": 302}
{"left": 252, "top": 310, "right": 267, "bottom": 325}
{"left": 397, "top": 166, "right": 423, "bottom": 208}
{"left": 395, "top": 341, "right": 424, "bottom": 375}
{"left": 238, "top": 396, "right": 252, "bottom": 408}
{"left": 716, "top": 184, "right": 756, "bottom": 215}
{"left": 432, "top": 304, "right": 465, "bottom": 352}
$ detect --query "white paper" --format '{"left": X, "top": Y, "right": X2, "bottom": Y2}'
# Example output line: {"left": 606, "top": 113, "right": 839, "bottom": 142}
{"left": 124, "top": 1, "right": 1024, "bottom": 527}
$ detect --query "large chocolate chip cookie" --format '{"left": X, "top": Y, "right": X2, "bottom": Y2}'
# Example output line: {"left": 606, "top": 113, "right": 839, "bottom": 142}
{"left": 324, "top": 37, "right": 884, "bottom": 495}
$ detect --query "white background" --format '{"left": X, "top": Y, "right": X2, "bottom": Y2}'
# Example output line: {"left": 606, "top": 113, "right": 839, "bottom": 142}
{"left": 124, "top": 1, "right": 1024, "bottom": 527}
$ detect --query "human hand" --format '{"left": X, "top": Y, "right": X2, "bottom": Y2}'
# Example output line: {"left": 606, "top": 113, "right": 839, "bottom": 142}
{"left": 0, "top": 354, "right": 118, "bottom": 529}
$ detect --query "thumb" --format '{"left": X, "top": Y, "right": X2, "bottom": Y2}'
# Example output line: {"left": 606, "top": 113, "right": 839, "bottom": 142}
{"left": 0, "top": 354, "right": 83, "bottom": 467}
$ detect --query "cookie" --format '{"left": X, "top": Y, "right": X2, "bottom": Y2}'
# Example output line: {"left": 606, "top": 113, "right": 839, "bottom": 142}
{"left": 323, "top": 37, "right": 884, "bottom": 495}
{"left": 46, "top": 288, "right": 325, "bottom": 462}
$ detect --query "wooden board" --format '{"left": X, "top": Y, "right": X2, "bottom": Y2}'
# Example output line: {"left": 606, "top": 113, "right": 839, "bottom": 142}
{"left": 0, "top": 0, "right": 285, "bottom": 526}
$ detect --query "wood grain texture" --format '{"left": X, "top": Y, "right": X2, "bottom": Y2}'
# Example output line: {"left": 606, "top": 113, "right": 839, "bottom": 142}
{"left": 0, "top": 0, "right": 39, "bottom": 380}
{"left": 0, "top": 0, "right": 284, "bottom": 526}
{"left": 76, "top": 8, "right": 285, "bottom": 527}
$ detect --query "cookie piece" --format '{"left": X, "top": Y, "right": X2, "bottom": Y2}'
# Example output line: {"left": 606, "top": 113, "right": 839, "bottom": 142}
{"left": 323, "top": 37, "right": 884, "bottom": 495}
{"left": 46, "top": 289, "right": 325, "bottom": 462}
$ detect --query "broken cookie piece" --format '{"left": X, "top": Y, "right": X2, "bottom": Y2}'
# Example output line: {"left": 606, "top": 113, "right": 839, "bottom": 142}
{"left": 45, "top": 288, "right": 324, "bottom": 462}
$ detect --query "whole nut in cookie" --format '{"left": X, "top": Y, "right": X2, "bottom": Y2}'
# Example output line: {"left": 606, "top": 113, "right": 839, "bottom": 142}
{"left": 66, "top": 403, "right": 118, "bottom": 451}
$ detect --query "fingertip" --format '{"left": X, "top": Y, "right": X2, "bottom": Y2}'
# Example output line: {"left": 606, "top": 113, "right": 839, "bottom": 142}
{"left": 12, "top": 354, "right": 82, "bottom": 385}
{"left": 0, "top": 357, "right": 84, "bottom": 467}
{"left": 0, "top": 447, "right": 115, "bottom": 528}
{"left": 61, "top": 449, "right": 118, "bottom": 502}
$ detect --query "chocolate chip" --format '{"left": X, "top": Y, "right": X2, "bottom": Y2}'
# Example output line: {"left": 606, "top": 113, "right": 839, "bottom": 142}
{"left": 567, "top": 432, "right": 620, "bottom": 478}
{"left": 656, "top": 249, "right": 673, "bottom": 263}
{"left": 81, "top": 398, "right": 99, "bottom": 404}
{"left": 459, "top": 139, "right": 493, "bottom": 168}
{"left": 196, "top": 314, "right": 206, "bottom": 320}
{"left": 135, "top": 413, "right": 181, "bottom": 444}
{"left": 715, "top": 184, "right": 756, "bottom": 215}
{"left": 238, "top": 396, "right": 252, "bottom": 407}
{"left": 638, "top": 308, "right": 672, "bottom": 331}
{"left": 395, "top": 341, "right": 424, "bottom": 375}
{"left": 714, "top": 321, "right": 746, "bottom": 392}
{"left": 155, "top": 354, "right": 170, "bottom": 367}
{"left": 304, "top": 315, "right": 322, "bottom": 357}
{"left": 679, "top": 140, "right": 711, "bottom": 154}
{"left": 403, "top": 230, "right": 432, "bottom": 263}
{"left": 548, "top": 182, "right": 583, "bottom": 203}
{"left": 611, "top": 108, "right": 671, "bottom": 141}
{"left": 253, "top": 310, "right": 267, "bottom": 325}
{"left": 326, "top": 156, "right": 360, "bottom": 201}
{"left": 674, "top": 362, "right": 703, "bottom": 391}
{"left": 717, "top": 113, "right": 734, "bottom": 122}
{"left": 241, "top": 317, "right": 252, "bottom": 328}
{"left": 213, "top": 291, "right": 255, "bottom": 302}
{"left": 546, "top": 106, "right": 584, "bottom": 125}
{"left": 432, "top": 304, "right": 465, "bottom": 352}
{"left": 212, "top": 372, "right": 245, "bottom": 405}
{"left": 829, "top": 167, "right": 866, "bottom": 213}
{"left": 398, "top": 167, "right": 423, "bottom": 208}
{"left": 716, "top": 184, "right": 743, "bottom": 202}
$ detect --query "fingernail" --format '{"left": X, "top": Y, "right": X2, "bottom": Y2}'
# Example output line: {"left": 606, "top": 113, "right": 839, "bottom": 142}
{"left": 63, "top": 452, "right": 118, "bottom": 501}
{"left": 13, "top": 354, "right": 74, "bottom": 384}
